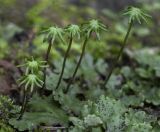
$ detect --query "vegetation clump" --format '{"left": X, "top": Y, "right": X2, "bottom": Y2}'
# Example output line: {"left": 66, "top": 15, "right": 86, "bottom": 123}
{"left": 0, "top": 2, "right": 160, "bottom": 132}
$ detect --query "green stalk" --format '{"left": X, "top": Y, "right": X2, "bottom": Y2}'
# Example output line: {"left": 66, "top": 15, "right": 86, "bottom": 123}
{"left": 100, "top": 126, "right": 105, "bottom": 132}
{"left": 42, "top": 39, "right": 54, "bottom": 89}
{"left": 103, "top": 20, "right": 133, "bottom": 87}
{"left": 55, "top": 34, "right": 73, "bottom": 90}
{"left": 65, "top": 34, "right": 90, "bottom": 93}
{"left": 18, "top": 90, "right": 27, "bottom": 120}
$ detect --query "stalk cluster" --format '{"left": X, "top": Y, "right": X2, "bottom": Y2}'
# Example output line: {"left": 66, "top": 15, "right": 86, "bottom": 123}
{"left": 17, "top": 57, "right": 46, "bottom": 119}
{"left": 41, "top": 6, "right": 150, "bottom": 92}
{"left": 17, "top": 6, "right": 151, "bottom": 120}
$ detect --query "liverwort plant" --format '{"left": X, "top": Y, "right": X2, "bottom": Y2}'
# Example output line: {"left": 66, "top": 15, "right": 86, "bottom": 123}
{"left": 103, "top": 6, "right": 151, "bottom": 87}
{"left": 83, "top": 19, "right": 107, "bottom": 40}
{"left": 42, "top": 26, "right": 65, "bottom": 89}
{"left": 55, "top": 24, "right": 81, "bottom": 90}
{"left": 19, "top": 74, "right": 43, "bottom": 92}
{"left": 17, "top": 58, "right": 44, "bottom": 119}
{"left": 18, "top": 57, "right": 47, "bottom": 75}
{"left": 123, "top": 6, "right": 151, "bottom": 24}
{"left": 65, "top": 20, "right": 107, "bottom": 93}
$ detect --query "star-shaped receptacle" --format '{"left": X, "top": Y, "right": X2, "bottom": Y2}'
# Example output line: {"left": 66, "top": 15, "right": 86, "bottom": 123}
{"left": 43, "top": 26, "right": 65, "bottom": 44}
{"left": 65, "top": 24, "right": 81, "bottom": 39}
{"left": 123, "top": 6, "right": 151, "bottom": 24}
{"left": 18, "top": 74, "right": 43, "bottom": 92}
{"left": 82, "top": 19, "right": 108, "bottom": 40}
{"left": 18, "top": 57, "right": 47, "bottom": 75}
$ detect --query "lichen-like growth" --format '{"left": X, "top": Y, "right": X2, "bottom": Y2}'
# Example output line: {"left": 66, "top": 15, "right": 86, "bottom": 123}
{"left": 0, "top": 95, "right": 20, "bottom": 121}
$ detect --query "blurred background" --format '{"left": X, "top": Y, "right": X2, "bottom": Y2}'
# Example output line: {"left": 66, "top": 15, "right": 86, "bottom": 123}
{"left": 0, "top": 0, "right": 160, "bottom": 94}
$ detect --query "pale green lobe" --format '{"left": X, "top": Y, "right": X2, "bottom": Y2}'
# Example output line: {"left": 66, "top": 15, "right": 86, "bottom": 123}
{"left": 19, "top": 78, "right": 27, "bottom": 86}
{"left": 25, "top": 80, "right": 30, "bottom": 91}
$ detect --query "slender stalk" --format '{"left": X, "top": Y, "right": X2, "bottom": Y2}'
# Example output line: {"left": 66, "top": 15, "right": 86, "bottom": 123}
{"left": 18, "top": 90, "right": 27, "bottom": 120}
{"left": 100, "top": 125, "right": 105, "bottom": 132}
{"left": 65, "top": 35, "right": 90, "bottom": 93}
{"left": 42, "top": 39, "right": 54, "bottom": 89}
{"left": 103, "top": 20, "right": 133, "bottom": 87}
{"left": 55, "top": 34, "right": 73, "bottom": 90}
